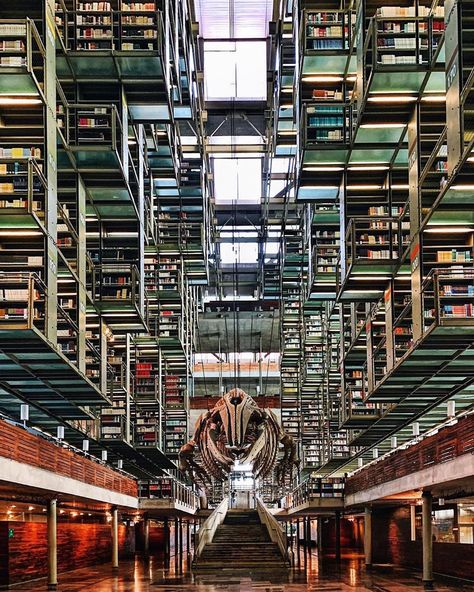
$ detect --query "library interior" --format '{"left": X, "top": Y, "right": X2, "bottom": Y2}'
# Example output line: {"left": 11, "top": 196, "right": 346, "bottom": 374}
{"left": 0, "top": 0, "right": 473, "bottom": 590}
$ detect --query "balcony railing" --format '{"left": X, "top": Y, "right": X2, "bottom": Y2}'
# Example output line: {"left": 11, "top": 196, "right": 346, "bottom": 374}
{"left": 345, "top": 216, "right": 409, "bottom": 269}
{"left": 423, "top": 269, "right": 474, "bottom": 328}
{"left": 0, "top": 271, "right": 46, "bottom": 330}
{"left": 0, "top": 18, "right": 45, "bottom": 96}
{"left": 283, "top": 477, "right": 345, "bottom": 510}
{"left": 302, "top": 102, "right": 352, "bottom": 147}
{"left": 139, "top": 477, "right": 199, "bottom": 511}
{"left": 56, "top": 8, "right": 164, "bottom": 54}
{"left": 345, "top": 413, "right": 474, "bottom": 496}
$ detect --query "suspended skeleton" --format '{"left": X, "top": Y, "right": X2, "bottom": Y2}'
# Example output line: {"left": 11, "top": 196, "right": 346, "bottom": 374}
{"left": 179, "top": 388, "right": 298, "bottom": 490}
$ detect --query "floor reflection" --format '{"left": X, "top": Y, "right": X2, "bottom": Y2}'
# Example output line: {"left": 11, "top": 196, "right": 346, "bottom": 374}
{"left": 15, "top": 550, "right": 473, "bottom": 591}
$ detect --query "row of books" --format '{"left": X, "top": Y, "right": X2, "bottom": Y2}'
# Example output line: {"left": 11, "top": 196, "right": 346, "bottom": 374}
{"left": 441, "top": 285, "right": 474, "bottom": 296}
{"left": 0, "top": 147, "right": 42, "bottom": 159}
{"left": 307, "top": 26, "right": 346, "bottom": 38}
{"left": 0, "top": 40, "right": 25, "bottom": 50}
{"left": 376, "top": 6, "right": 437, "bottom": 17}
{"left": 63, "top": 2, "right": 156, "bottom": 11}
{"left": 379, "top": 54, "right": 424, "bottom": 65}
{"left": 378, "top": 22, "right": 426, "bottom": 33}
{"left": 435, "top": 304, "right": 474, "bottom": 317}
{"left": 308, "top": 39, "right": 345, "bottom": 50}
{"left": 436, "top": 250, "right": 473, "bottom": 263}
{"left": 377, "top": 38, "right": 428, "bottom": 49}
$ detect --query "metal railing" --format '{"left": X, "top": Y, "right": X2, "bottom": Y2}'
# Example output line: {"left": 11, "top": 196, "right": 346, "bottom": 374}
{"left": 0, "top": 19, "right": 45, "bottom": 97}
{"left": 422, "top": 268, "right": 474, "bottom": 328}
{"left": 194, "top": 496, "right": 228, "bottom": 559}
{"left": 0, "top": 272, "right": 47, "bottom": 330}
{"left": 345, "top": 216, "right": 408, "bottom": 268}
{"left": 56, "top": 9, "right": 165, "bottom": 54}
{"left": 283, "top": 477, "right": 345, "bottom": 510}
{"left": 138, "top": 477, "right": 198, "bottom": 511}
{"left": 256, "top": 497, "right": 290, "bottom": 564}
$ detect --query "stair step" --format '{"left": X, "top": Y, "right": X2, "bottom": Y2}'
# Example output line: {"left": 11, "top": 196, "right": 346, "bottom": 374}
{"left": 194, "top": 509, "right": 288, "bottom": 571}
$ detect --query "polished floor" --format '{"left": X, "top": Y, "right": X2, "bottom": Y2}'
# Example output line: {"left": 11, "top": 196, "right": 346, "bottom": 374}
{"left": 15, "top": 551, "right": 474, "bottom": 592}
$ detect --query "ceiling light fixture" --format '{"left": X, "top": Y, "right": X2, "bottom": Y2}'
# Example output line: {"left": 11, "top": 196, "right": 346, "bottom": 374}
{"left": 368, "top": 96, "right": 416, "bottom": 103}
{"left": 0, "top": 96, "right": 42, "bottom": 106}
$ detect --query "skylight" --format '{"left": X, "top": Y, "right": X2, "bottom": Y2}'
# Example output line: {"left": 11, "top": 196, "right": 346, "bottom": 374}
{"left": 204, "top": 41, "right": 267, "bottom": 101}
{"left": 213, "top": 156, "right": 262, "bottom": 205}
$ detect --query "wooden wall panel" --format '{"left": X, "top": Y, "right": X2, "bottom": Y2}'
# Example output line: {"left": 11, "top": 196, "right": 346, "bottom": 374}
{"left": 0, "top": 418, "right": 137, "bottom": 497}
{"left": 346, "top": 415, "right": 474, "bottom": 496}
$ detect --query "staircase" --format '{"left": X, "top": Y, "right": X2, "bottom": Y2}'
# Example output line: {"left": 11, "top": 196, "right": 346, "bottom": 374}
{"left": 193, "top": 509, "right": 288, "bottom": 570}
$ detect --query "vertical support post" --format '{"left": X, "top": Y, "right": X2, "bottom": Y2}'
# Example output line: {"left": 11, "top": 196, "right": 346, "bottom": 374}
{"left": 112, "top": 506, "right": 119, "bottom": 570}
{"left": 125, "top": 334, "right": 132, "bottom": 443}
{"left": 422, "top": 492, "right": 434, "bottom": 588}
{"left": 47, "top": 498, "right": 57, "bottom": 591}
{"left": 317, "top": 517, "right": 323, "bottom": 555}
{"left": 143, "top": 515, "right": 150, "bottom": 557}
{"left": 335, "top": 511, "right": 341, "bottom": 561}
{"left": 164, "top": 517, "right": 170, "bottom": 567}
{"left": 364, "top": 506, "right": 372, "bottom": 568}
{"left": 174, "top": 518, "right": 179, "bottom": 563}
{"left": 410, "top": 504, "right": 416, "bottom": 542}
{"left": 187, "top": 521, "right": 191, "bottom": 556}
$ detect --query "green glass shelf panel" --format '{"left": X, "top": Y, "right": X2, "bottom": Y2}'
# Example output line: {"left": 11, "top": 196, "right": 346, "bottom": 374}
{"left": 424, "top": 70, "right": 445, "bottom": 93}
{"left": 394, "top": 149, "right": 408, "bottom": 165}
{"left": 313, "top": 209, "right": 340, "bottom": 225}
{"left": 57, "top": 149, "right": 75, "bottom": 172}
{"left": 0, "top": 214, "right": 42, "bottom": 229}
{"left": 129, "top": 104, "right": 170, "bottom": 122}
{"left": 73, "top": 150, "right": 121, "bottom": 170}
{"left": 0, "top": 73, "right": 37, "bottom": 95}
{"left": 118, "top": 54, "right": 163, "bottom": 78}
{"left": 303, "top": 148, "right": 347, "bottom": 164}
{"left": 370, "top": 71, "right": 425, "bottom": 93}
{"left": 429, "top": 210, "right": 474, "bottom": 224}
{"left": 275, "top": 145, "right": 297, "bottom": 156}
{"left": 69, "top": 54, "right": 117, "bottom": 78}
{"left": 349, "top": 147, "right": 394, "bottom": 164}
{"left": 354, "top": 126, "right": 405, "bottom": 144}
{"left": 436, "top": 44, "right": 445, "bottom": 64}
{"left": 441, "top": 187, "right": 474, "bottom": 206}
{"left": 56, "top": 55, "right": 72, "bottom": 79}
{"left": 278, "top": 120, "right": 296, "bottom": 132}
{"left": 174, "top": 106, "right": 192, "bottom": 119}
{"left": 303, "top": 54, "right": 349, "bottom": 75}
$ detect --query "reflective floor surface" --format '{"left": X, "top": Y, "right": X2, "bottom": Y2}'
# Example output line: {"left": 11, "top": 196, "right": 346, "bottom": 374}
{"left": 15, "top": 551, "right": 474, "bottom": 591}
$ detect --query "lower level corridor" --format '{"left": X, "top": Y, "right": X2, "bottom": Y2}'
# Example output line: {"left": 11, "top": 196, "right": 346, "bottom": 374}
{"left": 14, "top": 554, "right": 473, "bottom": 592}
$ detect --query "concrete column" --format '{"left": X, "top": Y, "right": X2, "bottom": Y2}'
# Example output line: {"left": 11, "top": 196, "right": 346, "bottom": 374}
{"left": 47, "top": 499, "right": 57, "bottom": 591}
{"left": 422, "top": 492, "right": 434, "bottom": 588}
{"left": 335, "top": 511, "right": 341, "bottom": 561}
{"left": 317, "top": 517, "right": 323, "bottom": 554}
{"left": 164, "top": 518, "right": 170, "bottom": 567}
{"left": 174, "top": 518, "right": 179, "bottom": 556}
{"left": 112, "top": 506, "right": 119, "bottom": 570}
{"left": 364, "top": 506, "right": 372, "bottom": 568}
{"left": 143, "top": 516, "right": 150, "bottom": 557}
{"left": 305, "top": 517, "right": 311, "bottom": 548}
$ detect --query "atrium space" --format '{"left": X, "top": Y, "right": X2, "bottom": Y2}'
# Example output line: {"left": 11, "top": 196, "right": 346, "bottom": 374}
{"left": 0, "top": 0, "right": 472, "bottom": 590}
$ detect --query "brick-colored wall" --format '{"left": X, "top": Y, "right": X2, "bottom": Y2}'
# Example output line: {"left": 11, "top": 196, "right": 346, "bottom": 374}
{"left": 0, "top": 521, "right": 135, "bottom": 586}
{"left": 372, "top": 506, "right": 474, "bottom": 580}
{"left": 0, "top": 419, "right": 137, "bottom": 497}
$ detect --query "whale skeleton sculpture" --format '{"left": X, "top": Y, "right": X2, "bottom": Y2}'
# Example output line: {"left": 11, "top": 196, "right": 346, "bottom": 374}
{"left": 179, "top": 388, "right": 298, "bottom": 490}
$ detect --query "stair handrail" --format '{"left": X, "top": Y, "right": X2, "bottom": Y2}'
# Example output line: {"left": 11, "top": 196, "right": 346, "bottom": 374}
{"left": 256, "top": 497, "right": 290, "bottom": 564}
{"left": 194, "top": 496, "right": 229, "bottom": 559}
